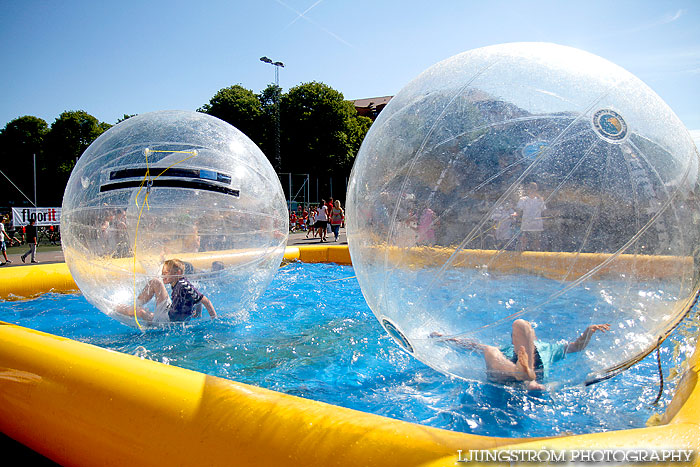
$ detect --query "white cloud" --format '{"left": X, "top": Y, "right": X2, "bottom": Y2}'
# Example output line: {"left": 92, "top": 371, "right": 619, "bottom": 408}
{"left": 602, "top": 8, "right": 685, "bottom": 36}
{"left": 275, "top": 0, "right": 354, "bottom": 48}
{"left": 661, "top": 9, "right": 685, "bottom": 25}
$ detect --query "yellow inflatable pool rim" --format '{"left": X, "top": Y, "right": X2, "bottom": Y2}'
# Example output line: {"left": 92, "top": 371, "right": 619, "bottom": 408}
{"left": 1, "top": 245, "right": 699, "bottom": 466}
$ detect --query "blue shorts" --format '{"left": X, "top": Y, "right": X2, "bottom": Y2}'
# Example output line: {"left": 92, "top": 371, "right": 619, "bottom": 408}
{"left": 500, "top": 341, "right": 567, "bottom": 380}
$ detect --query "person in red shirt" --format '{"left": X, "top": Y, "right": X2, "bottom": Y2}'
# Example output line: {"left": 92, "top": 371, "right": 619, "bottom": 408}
{"left": 326, "top": 198, "right": 335, "bottom": 238}
{"left": 300, "top": 208, "right": 309, "bottom": 231}
{"left": 329, "top": 200, "right": 345, "bottom": 242}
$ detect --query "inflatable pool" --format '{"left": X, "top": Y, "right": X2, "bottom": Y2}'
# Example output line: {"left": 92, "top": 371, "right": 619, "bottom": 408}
{"left": 1, "top": 245, "right": 699, "bottom": 466}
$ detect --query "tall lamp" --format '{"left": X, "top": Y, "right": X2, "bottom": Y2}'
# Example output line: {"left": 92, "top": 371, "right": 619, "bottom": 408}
{"left": 260, "top": 56, "right": 284, "bottom": 172}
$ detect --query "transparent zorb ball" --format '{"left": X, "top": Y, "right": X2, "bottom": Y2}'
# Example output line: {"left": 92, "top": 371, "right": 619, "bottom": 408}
{"left": 346, "top": 43, "right": 700, "bottom": 387}
{"left": 62, "top": 110, "right": 288, "bottom": 327}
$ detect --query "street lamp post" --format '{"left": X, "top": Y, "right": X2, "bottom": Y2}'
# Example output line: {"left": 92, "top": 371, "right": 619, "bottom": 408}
{"left": 260, "top": 56, "right": 284, "bottom": 172}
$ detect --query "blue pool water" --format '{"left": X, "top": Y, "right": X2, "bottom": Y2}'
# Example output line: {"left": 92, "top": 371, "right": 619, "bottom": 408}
{"left": 1, "top": 261, "right": 696, "bottom": 438}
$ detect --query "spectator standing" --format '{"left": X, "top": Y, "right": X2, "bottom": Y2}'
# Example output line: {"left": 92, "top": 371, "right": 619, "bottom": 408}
{"left": 329, "top": 200, "right": 345, "bottom": 242}
{"left": 516, "top": 182, "right": 547, "bottom": 251}
{"left": 326, "top": 198, "right": 335, "bottom": 235}
{"left": 306, "top": 207, "right": 316, "bottom": 238}
{"left": 300, "top": 208, "right": 309, "bottom": 232}
{"left": 1, "top": 216, "right": 16, "bottom": 265}
{"left": 315, "top": 200, "right": 329, "bottom": 242}
{"left": 417, "top": 207, "right": 436, "bottom": 245}
{"left": 6, "top": 214, "right": 21, "bottom": 245}
{"left": 21, "top": 218, "right": 39, "bottom": 263}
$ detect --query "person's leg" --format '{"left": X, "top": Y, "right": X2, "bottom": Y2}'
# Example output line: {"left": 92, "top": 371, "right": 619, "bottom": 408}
{"left": 22, "top": 244, "right": 32, "bottom": 262}
{"left": 30, "top": 243, "right": 37, "bottom": 262}
{"left": 115, "top": 303, "right": 153, "bottom": 321}
{"left": 116, "top": 277, "right": 168, "bottom": 322}
{"left": 430, "top": 332, "right": 484, "bottom": 352}
{"left": 430, "top": 331, "right": 538, "bottom": 386}
{"left": 519, "top": 231, "right": 529, "bottom": 251}
{"left": 482, "top": 345, "right": 535, "bottom": 382}
{"left": 137, "top": 277, "right": 169, "bottom": 305}
{"left": 510, "top": 319, "right": 537, "bottom": 376}
{"left": 532, "top": 232, "right": 542, "bottom": 251}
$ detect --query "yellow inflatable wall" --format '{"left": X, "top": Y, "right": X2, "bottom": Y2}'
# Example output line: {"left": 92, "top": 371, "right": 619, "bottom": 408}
{"left": 0, "top": 245, "right": 698, "bottom": 466}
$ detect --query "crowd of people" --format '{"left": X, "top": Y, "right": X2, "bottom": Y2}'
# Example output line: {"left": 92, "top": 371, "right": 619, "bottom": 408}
{"left": 115, "top": 198, "right": 346, "bottom": 326}
{"left": 290, "top": 197, "right": 346, "bottom": 242}
{"left": 1, "top": 214, "right": 62, "bottom": 266}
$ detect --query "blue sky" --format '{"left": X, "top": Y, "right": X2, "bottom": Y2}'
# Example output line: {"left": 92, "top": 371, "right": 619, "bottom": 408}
{"left": 1, "top": 0, "right": 699, "bottom": 143}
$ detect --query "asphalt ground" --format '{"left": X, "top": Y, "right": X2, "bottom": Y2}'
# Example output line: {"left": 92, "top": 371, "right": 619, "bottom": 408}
{"left": 1, "top": 227, "right": 347, "bottom": 267}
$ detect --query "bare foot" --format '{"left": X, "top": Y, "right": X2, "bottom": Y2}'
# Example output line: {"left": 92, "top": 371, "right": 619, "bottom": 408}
{"left": 515, "top": 346, "right": 536, "bottom": 381}
{"left": 525, "top": 380, "right": 545, "bottom": 391}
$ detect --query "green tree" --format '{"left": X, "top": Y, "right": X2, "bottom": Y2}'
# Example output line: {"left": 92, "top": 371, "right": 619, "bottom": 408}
{"left": 198, "top": 85, "right": 263, "bottom": 144}
{"left": 259, "top": 84, "right": 282, "bottom": 169}
{"left": 0, "top": 116, "right": 49, "bottom": 206}
{"left": 117, "top": 114, "right": 136, "bottom": 123}
{"left": 199, "top": 81, "right": 372, "bottom": 200}
{"left": 281, "top": 81, "right": 371, "bottom": 179}
{"left": 43, "top": 110, "right": 111, "bottom": 205}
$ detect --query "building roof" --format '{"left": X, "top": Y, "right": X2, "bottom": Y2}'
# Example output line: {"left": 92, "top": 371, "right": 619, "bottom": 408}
{"left": 351, "top": 96, "right": 393, "bottom": 108}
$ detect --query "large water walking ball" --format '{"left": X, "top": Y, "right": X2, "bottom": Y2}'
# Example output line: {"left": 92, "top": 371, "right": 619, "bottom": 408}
{"left": 346, "top": 43, "right": 700, "bottom": 387}
{"left": 62, "top": 110, "right": 288, "bottom": 327}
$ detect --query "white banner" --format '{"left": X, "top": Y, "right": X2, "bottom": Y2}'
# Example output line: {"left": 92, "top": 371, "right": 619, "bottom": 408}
{"left": 12, "top": 207, "right": 61, "bottom": 226}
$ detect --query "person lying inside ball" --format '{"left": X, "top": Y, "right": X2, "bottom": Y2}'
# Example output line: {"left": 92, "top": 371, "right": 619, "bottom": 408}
{"left": 431, "top": 319, "right": 610, "bottom": 390}
{"left": 116, "top": 258, "right": 217, "bottom": 324}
